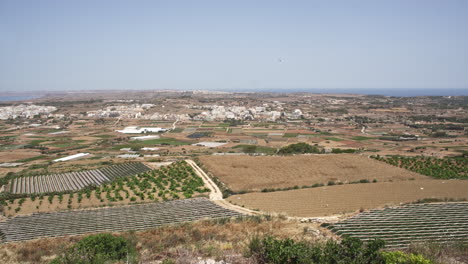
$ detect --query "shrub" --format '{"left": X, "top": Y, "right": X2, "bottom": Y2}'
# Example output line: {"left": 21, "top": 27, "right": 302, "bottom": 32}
{"left": 382, "top": 251, "right": 432, "bottom": 264}
{"left": 50, "top": 233, "right": 137, "bottom": 264}
{"left": 248, "top": 236, "right": 386, "bottom": 264}
{"left": 278, "top": 143, "right": 320, "bottom": 155}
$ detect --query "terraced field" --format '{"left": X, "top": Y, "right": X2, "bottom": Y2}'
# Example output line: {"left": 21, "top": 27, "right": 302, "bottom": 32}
{"left": 326, "top": 202, "right": 468, "bottom": 248}
{"left": 372, "top": 155, "right": 467, "bottom": 179}
{"left": 2, "top": 161, "right": 211, "bottom": 216}
{"left": 0, "top": 198, "right": 241, "bottom": 242}
{"left": 9, "top": 162, "right": 151, "bottom": 194}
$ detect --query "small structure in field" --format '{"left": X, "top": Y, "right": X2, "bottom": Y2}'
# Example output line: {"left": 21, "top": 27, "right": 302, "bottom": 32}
{"left": 192, "top": 142, "right": 227, "bottom": 148}
{"left": 116, "top": 126, "right": 167, "bottom": 134}
{"left": 53, "top": 153, "right": 90, "bottom": 162}
{"left": 130, "top": 135, "right": 160, "bottom": 140}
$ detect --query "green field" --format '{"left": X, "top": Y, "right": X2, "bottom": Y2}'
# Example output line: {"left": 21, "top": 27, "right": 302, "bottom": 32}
{"left": 325, "top": 137, "right": 344, "bottom": 141}
{"left": 352, "top": 136, "right": 373, "bottom": 141}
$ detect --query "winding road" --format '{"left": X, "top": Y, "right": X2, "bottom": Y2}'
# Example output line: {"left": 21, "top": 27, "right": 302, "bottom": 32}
{"left": 185, "top": 159, "right": 260, "bottom": 215}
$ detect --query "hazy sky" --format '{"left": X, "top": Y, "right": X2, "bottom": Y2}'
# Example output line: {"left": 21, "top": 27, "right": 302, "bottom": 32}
{"left": 1, "top": 0, "right": 467, "bottom": 92}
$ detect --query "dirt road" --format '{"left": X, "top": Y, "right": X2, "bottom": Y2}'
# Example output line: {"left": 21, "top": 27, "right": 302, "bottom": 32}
{"left": 185, "top": 159, "right": 260, "bottom": 215}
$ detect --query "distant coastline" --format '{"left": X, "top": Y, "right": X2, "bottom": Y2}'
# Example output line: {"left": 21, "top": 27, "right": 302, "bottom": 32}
{"left": 0, "top": 95, "right": 41, "bottom": 102}
{"left": 225, "top": 88, "right": 468, "bottom": 97}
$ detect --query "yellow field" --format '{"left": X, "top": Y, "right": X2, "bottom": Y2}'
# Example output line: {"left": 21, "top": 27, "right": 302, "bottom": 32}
{"left": 199, "top": 154, "right": 426, "bottom": 192}
{"left": 227, "top": 180, "right": 468, "bottom": 217}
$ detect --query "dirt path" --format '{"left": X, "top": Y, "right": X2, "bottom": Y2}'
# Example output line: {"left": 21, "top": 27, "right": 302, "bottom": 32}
{"left": 185, "top": 159, "right": 260, "bottom": 215}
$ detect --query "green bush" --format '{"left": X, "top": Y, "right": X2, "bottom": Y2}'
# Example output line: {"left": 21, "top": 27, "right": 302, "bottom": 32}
{"left": 278, "top": 143, "right": 320, "bottom": 155}
{"left": 248, "top": 236, "right": 387, "bottom": 264}
{"left": 50, "top": 233, "right": 137, "bottom": 264}
{"left": 382, "top": 251, "right": 432, "bottom": 264}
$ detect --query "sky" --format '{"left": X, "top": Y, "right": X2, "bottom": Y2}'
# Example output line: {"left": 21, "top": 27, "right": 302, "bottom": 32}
{"left": 0, "top": 0, "right": 467, "bottom": 93}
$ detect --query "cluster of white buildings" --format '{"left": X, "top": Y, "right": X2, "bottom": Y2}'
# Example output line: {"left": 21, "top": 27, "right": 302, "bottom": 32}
{"left": 84, "top": 103, "right": 303, "bottom": 122}
{"left": 0, "top": 104, "right": 57, "bottom": 120}
{"left": 145, "top": 105, "right": 304, "bottom": 122}
{"left": 146, "top": 112, "right": 191, "bottom": 121}
{"left": 86, "top": 104, "right": 154, "bottom": 118}
{"left": 191, "top": 105, "right": 304, "bottom": 122}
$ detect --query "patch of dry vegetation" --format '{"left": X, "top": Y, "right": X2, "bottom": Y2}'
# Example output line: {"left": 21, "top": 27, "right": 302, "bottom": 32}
{"left": 199, "top": 154, "right": 427, "bottom": 192}
{"left": 228, "top": 180, "right": 468, "bottom": 217}
{"left": 0, "top": 216, "right": 330, "bottom": 264}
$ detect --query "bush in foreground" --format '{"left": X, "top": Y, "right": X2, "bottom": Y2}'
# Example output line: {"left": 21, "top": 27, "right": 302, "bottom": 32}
{"left": 50, "top": 233, "right": 138, "bottom": 264}
{"left": 247, "top": 236, "right": 432, "bottom": 264}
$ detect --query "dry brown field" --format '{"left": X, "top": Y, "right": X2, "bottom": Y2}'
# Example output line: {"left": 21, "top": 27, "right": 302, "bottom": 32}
{"left": 0, "top": 151, "right": 42, "bottom": 163}
{"left": 227, "top": 180, "right": 468, "bottom": 217}
{"left": 199, "top": 154, "right": 427, "bottom": 192}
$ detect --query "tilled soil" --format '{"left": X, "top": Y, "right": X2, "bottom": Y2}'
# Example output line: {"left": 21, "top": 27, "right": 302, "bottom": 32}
{"left": 227, "top": 179, "right": 468, "bottom": 217}
{"left": 200, "top": 154, "right": 427, "bottom": 192}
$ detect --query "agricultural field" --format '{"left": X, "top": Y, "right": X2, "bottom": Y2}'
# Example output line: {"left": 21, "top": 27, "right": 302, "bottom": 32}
{"left": 227, "top": 180, "right": 468, "bottom": 217}
{"left": 8, "top": 162, "right": 151, "bottom": 194}
{"left": 0, "top": 198, "right": 241, "bottom": 242}
{"left": 372, "top": 155, "right": 468, "bottom": 179}
{"left": 326, "top": 202, "right": 468, "bottom": 248}
{"left": 1, "top": 161, "right": 210, "bottom": 216}
{"left": 199, "top": 155, "right": 427, "bottom": 192}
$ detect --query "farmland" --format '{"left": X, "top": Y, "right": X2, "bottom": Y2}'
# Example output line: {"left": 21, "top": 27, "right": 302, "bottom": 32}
{"left": 1, "top": 161, "right": 210, "bottom": 216}
{"left": 372, "top": 155, "right": 468, "bottom": 179}
{"left": 199, "top": 155, "right": 427, "bottom": 192}
{"left": 8, "top": 162, "right": 151, "bottom": 194}
{"left": 326, "top": 202, "right": 468, "bottom": 248}
{"left": 0, "top": 198, "right": 241, "bottom": 242}
{"left": 227, "top": 180, "right": 468, "bottom": 217}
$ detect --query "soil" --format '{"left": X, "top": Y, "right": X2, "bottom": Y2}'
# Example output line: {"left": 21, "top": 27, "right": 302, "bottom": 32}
{"left": 227, "top": 179, "right": 468, "bottom": 217}
{"left": 199, "top": 154, "right": 427, "bottom": 192}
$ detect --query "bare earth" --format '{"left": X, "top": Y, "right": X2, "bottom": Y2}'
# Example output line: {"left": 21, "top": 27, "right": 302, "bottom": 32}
{"left": 227, "top": 180, "right": 468, "bottom": 217}
{"left": 199, "top": 154, "right": 427, "bottom": 192}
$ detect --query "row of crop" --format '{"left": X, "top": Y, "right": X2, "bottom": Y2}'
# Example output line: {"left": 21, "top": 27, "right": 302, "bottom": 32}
{"left": 371, "top": 155, "right": 467, "bottom": 179}
{"left": 8, "top": 162, "right": 151, "bottom": 195}
{"left": 10, "top": 170, "right": 107, "bottom": 194}
{"left": 1, "top": 160, "right": 210, "bottom": 215}
{"left": 99, "top": 162, "right": 150, "bottom": 180}
{"left": 326, "top": 203, "right": 468, "bottom": 248}
{"left": 0, "top": 198, "right": 241, "bottom": 242}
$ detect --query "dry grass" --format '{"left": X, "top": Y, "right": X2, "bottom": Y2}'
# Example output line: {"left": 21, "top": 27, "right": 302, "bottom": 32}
{"left": 199, "top": 154, "right": 427, "bottom": 192}
{"left": 227, "top": 180, "right": 468, "bottom": 217}
{"left": 0, "top": 216, "right": 330, "bottom": 264}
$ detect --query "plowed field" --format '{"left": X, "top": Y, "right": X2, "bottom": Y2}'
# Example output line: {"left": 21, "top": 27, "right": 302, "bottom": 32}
{"left": 199, "top": 155, "right": 427, "bottom": 192}
{"left": 227, "top": 180, "right": 468, "bottom": 217}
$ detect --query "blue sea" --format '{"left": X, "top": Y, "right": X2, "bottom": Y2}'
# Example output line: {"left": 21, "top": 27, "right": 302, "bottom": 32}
{"left": 0, "top": 95, "right": 40, "bottom": 102}
{"left": 225, "top": 88, "right": 468, "bottom": 97}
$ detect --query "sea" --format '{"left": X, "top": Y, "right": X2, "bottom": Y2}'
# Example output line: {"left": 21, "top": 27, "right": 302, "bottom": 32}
{"left": 228, "top": 88, "right": 468, "bottom": 97}
{"left": 0, "top": 95, "right": 40, "bottom": 102}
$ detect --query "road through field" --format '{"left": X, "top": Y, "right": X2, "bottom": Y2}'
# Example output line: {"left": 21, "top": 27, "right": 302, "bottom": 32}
{"left": 186, "top": 160, "right": 260, "bottom": 215}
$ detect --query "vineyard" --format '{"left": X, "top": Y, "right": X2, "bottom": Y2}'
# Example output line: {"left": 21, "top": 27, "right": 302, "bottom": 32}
{"left": 371, "top": 155, "right": 467, "bottom": 179}
{"left": 326, "top": 202, "right": 468, "bottom": 248}
{"left": 2, "top": 161, "right": 210, "bottom": 216}
{"left": 8, "top": 162, "right": 152, "bottom": 194}
{"left": 0, "top": 198, "right": 241, "bottom": 242}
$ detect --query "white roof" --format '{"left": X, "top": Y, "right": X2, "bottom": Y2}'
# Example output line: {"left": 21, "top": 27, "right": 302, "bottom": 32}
{"left": 130, "top": 135, "right": 160, "bottom": 140}
{"left": 53, "top": 153, "right": 89, "bottom": 162}
{"left": 192, "top": 142, "right": 228, "bottom": 148}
